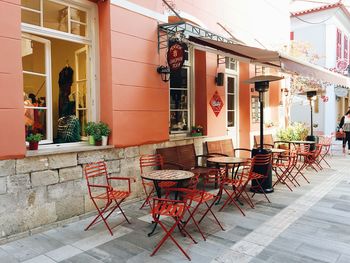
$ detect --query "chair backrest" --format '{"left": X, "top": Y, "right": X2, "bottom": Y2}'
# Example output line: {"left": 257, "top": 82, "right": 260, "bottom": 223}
{"left": 84, "top": 161, "right": 109, "bottom": 196}
{"left": 249, "top": 153, "right": 272, "bottom": 177}
{"left": 156, "top": 144, "right": 196, "bottom": 170}
{"left": 140, "top": 154, "right": 164, "bottom": 174}
{"left": 206, "top": 139, "right": 234, "bottom": 157}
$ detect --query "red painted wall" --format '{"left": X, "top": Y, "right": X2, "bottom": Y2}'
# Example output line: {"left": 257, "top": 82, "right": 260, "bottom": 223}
{"left": 0, "top": 0, "right": 25, "bottom": 160}
{"left": 109, "top": 5, "right": 169, "bottom": 147}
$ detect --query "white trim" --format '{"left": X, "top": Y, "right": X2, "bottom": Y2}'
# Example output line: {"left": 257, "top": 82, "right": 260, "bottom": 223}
{"left": 111, "top": 0, "right": 167, "bottom": 22}
{"left": 163, "top": 10, "right": 208, "bottom": 29}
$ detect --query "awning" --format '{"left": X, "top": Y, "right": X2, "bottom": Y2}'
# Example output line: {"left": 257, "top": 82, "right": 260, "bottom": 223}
{"left": 188, "top": 36, "right": 350, "bottom": 88}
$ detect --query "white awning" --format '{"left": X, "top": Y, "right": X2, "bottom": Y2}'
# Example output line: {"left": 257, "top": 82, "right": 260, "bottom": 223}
{"left": 188, "top": 36, "right": 350, "bottom": 87}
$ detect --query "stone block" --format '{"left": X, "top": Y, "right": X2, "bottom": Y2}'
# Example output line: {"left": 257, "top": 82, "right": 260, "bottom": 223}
{"left": 55, "top": 196, "right": 84, "bottom": 221}
{"left": 7, "top": 173, "right": 30, "bottom": 193}
{"left": 0, "top": 177, "right": 6, "bottom": 195}
{"left": 105, "top": 148, "right": 124, "bottom": 160}
{"left": 163, "top": 141, "right": 176, "bottom": 148}
{"left": 106, "top": 160, "right": 120, "bottom": 174}
{"left": 125, "top": 146, "right": 140, "bottom": 158}
{"left": 48, "top": 180, "right": 84, "bottom": 201}
{"left": 31, "top": 170, "right": 59, "bottom": 187}
{"left": 139, "top": 144, "right": 156, "bottom": 155}
{"left": 48, "top": 153, "right": 77, "bottom": 169}
{"left": 77, "top": 151, "right": 104, "bottom": 164}
{"left": 18, "top": 188, "right": 48, "bottom": 207}
{"left": 59, "top": 166, "right": 82, "bottom": 182}
{"left": 0, "top": 160, "right": 15, "bottom": 177}
{"left": 16, "top": 157, "right": 49, "bottom": 174}
{"left": 84, "top": 194, "right": 105, "bottom": 212}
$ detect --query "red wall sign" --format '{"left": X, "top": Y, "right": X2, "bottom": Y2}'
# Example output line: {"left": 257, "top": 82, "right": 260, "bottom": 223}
{"left": 210, "top": 91, "right": 224, "bottom": 117}
{"left": 167, "top": 41, "right": 186, "bottom": 71}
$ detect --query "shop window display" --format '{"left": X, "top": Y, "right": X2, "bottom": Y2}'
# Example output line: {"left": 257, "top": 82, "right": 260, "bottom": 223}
{"left": 170, "top": 68, "right": 190, "bottom": 132}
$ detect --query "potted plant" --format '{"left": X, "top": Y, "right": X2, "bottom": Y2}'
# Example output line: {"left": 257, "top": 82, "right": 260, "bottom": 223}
{"left": 26, "top": 133, "right": 43, "bottom": 150}
{"left": 85, "top": 122, "right": 96, "bottom": 145}
{"left": 93, "top": 127, "right": 103, "bottom": 146}
{"left": 98, "top": 122, "right": 111, "bottom": 146}
{"left": 191, "top": 125, "right": 203, "bottom": 136}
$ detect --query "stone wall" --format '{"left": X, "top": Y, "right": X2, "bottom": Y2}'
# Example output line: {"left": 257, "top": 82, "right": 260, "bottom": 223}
{"left": 0, "top": 136, "right": 216, "bottom": 242}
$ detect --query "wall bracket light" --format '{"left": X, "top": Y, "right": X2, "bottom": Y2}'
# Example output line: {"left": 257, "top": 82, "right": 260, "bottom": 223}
{"left": 157, "top": 65, "right": 171, "bottom": 82}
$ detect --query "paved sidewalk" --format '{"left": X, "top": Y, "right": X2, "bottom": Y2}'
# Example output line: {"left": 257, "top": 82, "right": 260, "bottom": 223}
{"left": 0, "top": 154, "right": 349, "bottom": 263}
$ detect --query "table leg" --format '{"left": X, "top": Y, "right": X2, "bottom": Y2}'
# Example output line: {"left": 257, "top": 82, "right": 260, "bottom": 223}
{"left": 148, "top": 181, "right": 161, "bottom": 237}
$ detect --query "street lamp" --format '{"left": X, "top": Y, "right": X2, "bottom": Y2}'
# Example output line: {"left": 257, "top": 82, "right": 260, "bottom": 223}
{"left": 245, "top": 75, "right": 283, "bottom": 193}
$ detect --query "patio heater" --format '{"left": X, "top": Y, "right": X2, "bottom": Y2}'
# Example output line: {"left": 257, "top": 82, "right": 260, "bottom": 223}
{"left": 245, "top": 75, "right": 283, "bottom": 193}
{"left": 304, "top": 90, "right": 317, "bottom": 150}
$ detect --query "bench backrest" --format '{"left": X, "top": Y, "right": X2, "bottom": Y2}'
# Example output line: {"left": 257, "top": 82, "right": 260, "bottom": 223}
{"left": 253, "top": 134, "right": 274, "bottom": 147}
{"left": 206, "top": 139, "right": 234, "bottom": 157}
{"left": 156, "top": 144, "right": 196, "bottom": 170}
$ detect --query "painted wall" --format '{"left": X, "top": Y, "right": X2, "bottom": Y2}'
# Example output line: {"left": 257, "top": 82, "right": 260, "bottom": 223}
{"left": 0, "top": 0, "right": 25, "bottom": 159}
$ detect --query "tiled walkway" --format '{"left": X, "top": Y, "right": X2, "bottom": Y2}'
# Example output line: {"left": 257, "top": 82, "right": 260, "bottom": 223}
{"left": 1, "top": 154, "right": 350, "bottom": 263}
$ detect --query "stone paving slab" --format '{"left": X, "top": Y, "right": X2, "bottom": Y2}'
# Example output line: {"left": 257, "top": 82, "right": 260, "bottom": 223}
{"left": 0, "top": 154, "right": 350, "bottom": 262}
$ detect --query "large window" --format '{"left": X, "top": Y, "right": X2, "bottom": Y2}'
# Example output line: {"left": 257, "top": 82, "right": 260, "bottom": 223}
{"left": 21, "top": 0, "right": 95, "bottom": 144}
{"left": 169, "top": 67, "right": 190, "bottom": 133}
{"left": 21, "top": 0, "right": 88, "bottom": 37}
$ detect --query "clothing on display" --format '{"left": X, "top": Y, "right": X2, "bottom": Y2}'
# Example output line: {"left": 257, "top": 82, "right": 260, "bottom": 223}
{"left": 58, "top": 65, "right": 74, "bottom": 117}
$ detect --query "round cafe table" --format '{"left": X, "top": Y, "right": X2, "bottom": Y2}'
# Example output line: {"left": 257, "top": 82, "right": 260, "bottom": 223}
{"left": 141, "top": 169, "right": 194, "bottom": 236}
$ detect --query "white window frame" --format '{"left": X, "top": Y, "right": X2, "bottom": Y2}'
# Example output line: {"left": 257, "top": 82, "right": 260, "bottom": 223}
{"left": 226, "top": 75, "right": 237, "bottom": 129}
{"left": 23, "top": 33, "right": 53, "bottom": 144}
{"left": 21, "top": 0, "right": 99, "bottom": 145}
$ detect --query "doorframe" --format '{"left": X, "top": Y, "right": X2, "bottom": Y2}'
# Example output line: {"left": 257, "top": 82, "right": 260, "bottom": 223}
{"left": 225, "top": 72, "right": 239, "bottom": 147}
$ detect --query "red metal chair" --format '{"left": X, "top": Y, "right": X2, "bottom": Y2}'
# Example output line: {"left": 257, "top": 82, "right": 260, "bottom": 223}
{"left": 219, "top": 160, "right": 254, "bottom": 215}
{"left": 84, "top": 161, "right": 134, "bottom": 235}
{"left": 317, "top": 136, "right": 332, "bottom": 168}
{"left": 272, "top": 151, "right": 298, "bottom": 191}
{"left": 169, "top": 172, "right": 224, "bottom": 241}
{"left": 250, "top": 153, "right": 273, "bottom": 203}
{"left": 150, "top": 197, "right": 197, "bottom": 260}
{"left": 139, "top": 154, "right": 176, "bottom": 209}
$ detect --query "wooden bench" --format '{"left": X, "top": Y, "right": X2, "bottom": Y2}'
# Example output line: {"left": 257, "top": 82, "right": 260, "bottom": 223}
{"left": 156, "top": 144, "right": 217, "bottom": 186}
{"left": 253, "top": 134, "right": 274, "bottom": 148}
{"left": 206, "top": 139, "right": 251, "bottom": 158}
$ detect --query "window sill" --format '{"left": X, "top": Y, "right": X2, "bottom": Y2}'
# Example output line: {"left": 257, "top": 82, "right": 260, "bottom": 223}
{"left": 26, "top": 143, "right": 114, "bottom": 157}
{"left": 169, "top": 134, "right": 207, "bottom": 142}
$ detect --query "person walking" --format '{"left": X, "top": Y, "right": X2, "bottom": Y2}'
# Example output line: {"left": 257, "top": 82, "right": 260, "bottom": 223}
{"left": 339, "top": 109, "right": 350, "bottom": 154}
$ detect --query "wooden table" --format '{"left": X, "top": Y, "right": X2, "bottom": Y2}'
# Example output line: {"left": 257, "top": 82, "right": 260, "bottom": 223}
{"left": 141, "top": 170, "right": 194, "bottom": 236}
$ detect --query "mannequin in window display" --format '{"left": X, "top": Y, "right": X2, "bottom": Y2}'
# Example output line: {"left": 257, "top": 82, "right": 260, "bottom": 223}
{"left": 58, "top": 65, "right": 74, "bottom": 117}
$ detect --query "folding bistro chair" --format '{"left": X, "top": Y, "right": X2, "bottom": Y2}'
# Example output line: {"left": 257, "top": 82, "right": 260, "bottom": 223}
{"left": 150, "top": 196, "right": 197, "bottom": 260}
{"left": 84, "top": 161, "right": 134, "bottom": 235}
{"left": 139, "top": 154, "right": 176, "bottom": 209}
{"left": 317, "top": 136, "right": 332, "bottom": 168}
{"left": 272, "top": 151, "right": 297, "bottom": 191}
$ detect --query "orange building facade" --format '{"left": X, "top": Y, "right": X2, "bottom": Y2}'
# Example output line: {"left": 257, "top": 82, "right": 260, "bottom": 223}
{"left": 0, "top": 0, "right": 287, "bottom": 238}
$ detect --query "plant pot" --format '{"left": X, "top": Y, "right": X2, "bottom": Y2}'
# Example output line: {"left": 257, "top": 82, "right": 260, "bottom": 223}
{"left": 102, "top": 136, "right": 108, "bottom": 146}
{"left": 95, "top": 140, "right": 102, "bottom": 146}
{"left": 191, "top": 132, "right": 202, "bottom": 137}
{"left": 88, "top": 135, "right": 95, "bottom": 145}
{"left": 28, "top": 141, "right": 39, "bottom": 150}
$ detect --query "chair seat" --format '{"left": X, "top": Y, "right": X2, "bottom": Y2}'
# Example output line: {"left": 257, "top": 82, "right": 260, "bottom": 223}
{"left": 152, "top": 202, "right": 185, "bottom": 217}
{"left": 191, "top": 191, "right": 215, "bottom": 203}
{"left": 94, "top": 190, "right": 130, "bottom": 200}
{"left": 143, "top": 181, "right": 154, "bottom": 187}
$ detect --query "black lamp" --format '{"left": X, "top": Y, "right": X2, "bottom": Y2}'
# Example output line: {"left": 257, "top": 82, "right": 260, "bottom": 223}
{"left": 245, "top": 75, "right": 283, "bottom": 194}
{"left": 157, "top": 65, "right": 171, "bottom": 82}
{"left": 300, "top": 90, "right": 317, "bottom": 149}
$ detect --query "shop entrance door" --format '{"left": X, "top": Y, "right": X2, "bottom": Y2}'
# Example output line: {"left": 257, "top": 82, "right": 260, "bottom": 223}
{"left": 74, "top": 46, "right": 89, "bottom": 137}
{"left": 226, "top": 74, "right": 238, "bottom": 146}
{"left": 22, "top": 33, "right": 52, "bottom": 143}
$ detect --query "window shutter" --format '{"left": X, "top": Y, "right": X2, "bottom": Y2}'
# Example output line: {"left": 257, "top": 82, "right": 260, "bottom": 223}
{"left": 337, "top": 28, "right": 342, "bottom": 61}
{"left": 345, "top": 35, "right": 349, "bottom": 62}
{"left": 290, "top": 31, "right": 294, "bottom": 41}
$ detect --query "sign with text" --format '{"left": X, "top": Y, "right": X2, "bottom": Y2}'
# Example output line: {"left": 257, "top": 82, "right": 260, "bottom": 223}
{"left": 167, "top": 41, "right": 186, "bottom": 72}
{"left": 210, "top": 91, "right": 224, "bottom": 117}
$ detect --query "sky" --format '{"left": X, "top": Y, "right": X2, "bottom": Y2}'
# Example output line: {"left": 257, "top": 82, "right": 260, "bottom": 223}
{"left": 290, "top": 0, "right": 350, "bottom": 12}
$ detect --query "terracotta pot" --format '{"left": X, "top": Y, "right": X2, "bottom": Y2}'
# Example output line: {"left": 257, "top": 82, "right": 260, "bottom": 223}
{"left": 95, "top": 140, "right": 102, "bottom": 146}
{"left": 28, "top": 141, "right": 39, "bottom": 150}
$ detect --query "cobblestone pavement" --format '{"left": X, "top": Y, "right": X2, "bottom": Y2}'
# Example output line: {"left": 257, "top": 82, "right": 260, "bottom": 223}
{"left": 0, "top": 153, "right": 349, "bottom": 263}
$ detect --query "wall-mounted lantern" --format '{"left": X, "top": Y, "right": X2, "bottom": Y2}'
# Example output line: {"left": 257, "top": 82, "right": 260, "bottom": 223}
{"left": 157, "top": 65, "right": 171, "bottom": 82}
